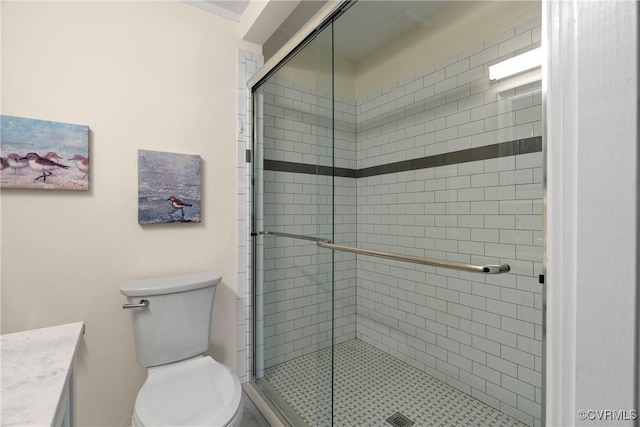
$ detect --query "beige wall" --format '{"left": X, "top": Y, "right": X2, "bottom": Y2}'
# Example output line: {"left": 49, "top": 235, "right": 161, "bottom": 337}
{"left": 0, "top": 1, "right": 259, "bottom": 425}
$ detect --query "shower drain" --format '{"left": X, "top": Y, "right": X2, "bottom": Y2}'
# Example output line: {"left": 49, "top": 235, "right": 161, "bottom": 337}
{"left": 386, "top": 412, "right": 414, "bottom": 427}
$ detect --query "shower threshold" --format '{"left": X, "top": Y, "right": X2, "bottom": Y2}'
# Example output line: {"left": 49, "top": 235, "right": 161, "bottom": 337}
{"left": 259, "top": 339, "right": 530, "bottom": 427}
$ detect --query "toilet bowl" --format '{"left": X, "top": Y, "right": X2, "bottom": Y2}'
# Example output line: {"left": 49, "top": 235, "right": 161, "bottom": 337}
{"left": 132, "top": 356, "right": 243, "bottom": 427}
{"left": 120, "top": 272, "right": 242, "bottom": 427}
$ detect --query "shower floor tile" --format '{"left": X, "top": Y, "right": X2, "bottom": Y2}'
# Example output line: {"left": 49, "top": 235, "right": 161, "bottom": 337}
{"left": 263, "top": 339, "right": 528, "bottom": 427}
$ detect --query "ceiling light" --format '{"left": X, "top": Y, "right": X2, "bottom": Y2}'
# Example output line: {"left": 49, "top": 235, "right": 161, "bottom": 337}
{"left": 489, "top": 47, "right": 542, "bottom": 80}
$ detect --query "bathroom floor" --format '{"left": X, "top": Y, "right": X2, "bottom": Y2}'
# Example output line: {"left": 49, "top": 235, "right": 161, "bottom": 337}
{"left": 263, "top": 339, "right": 528, "bottom": 427}
{"left": 240, "top": 391, "right": 271, "bottom": 427}
{"left": 241, "top": 405, "right": 268, "bottom": 427}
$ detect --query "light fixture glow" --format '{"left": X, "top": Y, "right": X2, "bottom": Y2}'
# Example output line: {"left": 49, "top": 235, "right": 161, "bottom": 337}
{"left": 488, "top": 47, "right": 542, "bottom": 80}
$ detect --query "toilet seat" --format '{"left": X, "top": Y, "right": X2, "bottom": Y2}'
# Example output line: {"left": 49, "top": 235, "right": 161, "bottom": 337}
{"left": 132, "top": 356, "right": 242, "bottom": 427}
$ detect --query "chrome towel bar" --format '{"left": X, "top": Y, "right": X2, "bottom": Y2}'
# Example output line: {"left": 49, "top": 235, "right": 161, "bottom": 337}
{"left": 317, "top": 242, "right": 510, "bottom": 274}
{"left": 257, "top": 230, "right": 510, "bottom": 274}
{"left": 258, "top": 230, "right": 331, "bottom": 243}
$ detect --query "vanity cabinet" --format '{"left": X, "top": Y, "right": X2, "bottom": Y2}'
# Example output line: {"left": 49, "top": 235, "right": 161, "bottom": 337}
{"left": 1, "top": 322, "right": 84, "bottom": 426}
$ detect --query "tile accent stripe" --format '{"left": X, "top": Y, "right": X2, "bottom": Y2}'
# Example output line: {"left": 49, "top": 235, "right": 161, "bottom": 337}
{"left": 263, "top": 159, "right": 357, "bottom": 178}
{"left": 263, "top": 136, "right": 542, "bottom": 178}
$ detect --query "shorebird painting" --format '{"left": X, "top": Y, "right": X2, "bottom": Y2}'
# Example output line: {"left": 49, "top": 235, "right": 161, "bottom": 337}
{"left": 21, "top": 152, "right": 70, "bottom": 182}
{"left": 1, "top": 115, "right": 89, "bottom": 190}
{"left": 6, "top": 153, "right": 29, "bottom": 175}
{"left": 138, "top": 149, "right": 201, "bottom": 224}
{"left": 43, "top": 152, "right": 63, "bottom": 162}
{"left": 41, "top": 152, "right": 65, "bottom": 176}
{"left": 69, "top": 154, "right": 89, "bottom": 178}
{"left": 167, "top": 196, "right": 192, "bottom": 218}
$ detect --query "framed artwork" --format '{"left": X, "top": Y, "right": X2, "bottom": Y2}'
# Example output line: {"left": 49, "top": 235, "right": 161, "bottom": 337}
{"left": 138, "top": 149, "right": 201, "bottom": 224}
{"left": 0, "top": 115, "right": 89, "bottom": 190}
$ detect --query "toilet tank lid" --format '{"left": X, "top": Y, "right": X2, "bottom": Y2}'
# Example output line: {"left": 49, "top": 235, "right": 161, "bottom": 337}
{"left": 120, "top": 272, "right": 222, "bottom": 297}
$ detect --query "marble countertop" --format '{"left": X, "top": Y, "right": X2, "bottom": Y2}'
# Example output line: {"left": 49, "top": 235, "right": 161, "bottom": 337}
{"left": 1, "top": 322, "right": 84, "bottom": 426}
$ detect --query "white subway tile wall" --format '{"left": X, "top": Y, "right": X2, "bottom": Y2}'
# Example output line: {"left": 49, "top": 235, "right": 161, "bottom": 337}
{"left": 355, "top": 153, "right": 542, "bottom": 426}
{"left": 260, "top": 77, "right": 358, "bottom": 369}
{"left": 262, "top": 76, "right": 357, "bottom": 170}
{"left": 237, "top": 49, "right": 263, "bottom": 383}
{"left": 261, "top": 172, "right": 357, "bottom": 367}
{"left": 250, "top": 14, "right": 543, "bottom": 427}
{"left": 353, "top": 17, "right": 542, "bottom": 426}
{"left": 356, "top": 57, "right": 541, "bottom": 169}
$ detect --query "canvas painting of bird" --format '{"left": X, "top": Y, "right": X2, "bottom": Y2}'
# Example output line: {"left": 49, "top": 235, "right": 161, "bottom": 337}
{"left": 138, "top": 149, "right": 201, "bottom": 224}
{"left": 0, "top": 115, "right": 89, "bottom": 190}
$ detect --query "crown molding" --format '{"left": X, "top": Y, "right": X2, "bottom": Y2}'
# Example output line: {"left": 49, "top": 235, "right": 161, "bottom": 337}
{"left": 182, "top": 0, "right": 243, "bottom": 23}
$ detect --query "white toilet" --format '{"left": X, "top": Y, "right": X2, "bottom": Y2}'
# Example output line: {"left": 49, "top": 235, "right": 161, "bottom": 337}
{"left": 120, "top": 272, "right": 243, "bottom": 427}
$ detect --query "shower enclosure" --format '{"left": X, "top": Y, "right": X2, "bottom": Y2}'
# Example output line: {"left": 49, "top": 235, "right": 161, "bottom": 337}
{"left": 250, "top": 1, "right": 544, "bottom": 426}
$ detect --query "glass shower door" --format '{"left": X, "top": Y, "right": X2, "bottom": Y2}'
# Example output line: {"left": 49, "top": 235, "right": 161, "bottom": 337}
{"left": 327, "top": 2, "right": 544, "bottom": 426}
{"left": 253, "top": 1, "right": 544, "bottom": 426}
{"left": 252, "top": 21, "right": 335, "bottom": 427}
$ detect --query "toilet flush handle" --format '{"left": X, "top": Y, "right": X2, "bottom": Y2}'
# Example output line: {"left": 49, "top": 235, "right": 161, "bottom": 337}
{"left": 122, "top": 299, "right": 149, "bottom": 309}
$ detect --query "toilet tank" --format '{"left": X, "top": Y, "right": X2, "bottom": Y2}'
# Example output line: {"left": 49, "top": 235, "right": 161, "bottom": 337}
{"left": 120, "top": 272, "right": 222, "bottom": 368}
